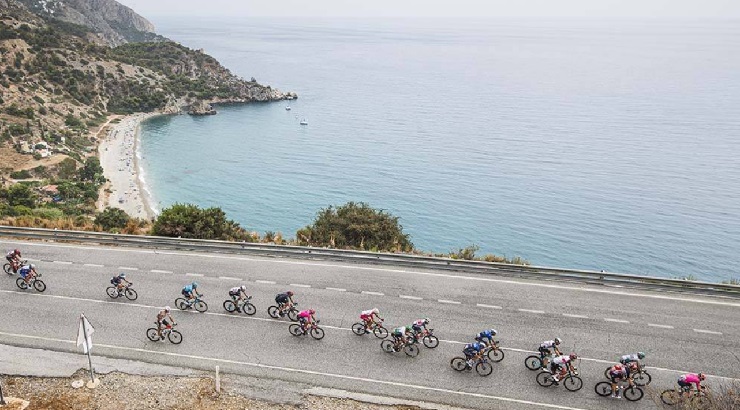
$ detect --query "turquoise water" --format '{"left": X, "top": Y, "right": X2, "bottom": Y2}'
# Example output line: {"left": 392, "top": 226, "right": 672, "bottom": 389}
{"left": 139, "top": 18, "right": 740, "bottom": 281}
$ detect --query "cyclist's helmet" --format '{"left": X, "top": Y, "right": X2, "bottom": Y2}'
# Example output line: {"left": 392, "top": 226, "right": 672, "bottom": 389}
{"left": 554, "top": 337, "right": 562, "bottom": 344}
{"left": 637, "top": 352, "right": 646, "bottom": 360}
{"left": 119, "top": 273, "right": 126, "bottom": 278}
{"left": 423, "top": 318, "right": 430, "bottom": 324}
{"left": 490, "top": 329, "right": 498, "bottom": 336}
{"left": 569, "top": 353, "right": 578, "bottom": 360}
{"left": 698, "top": 373, "right": 706, "bottom": 381}
{"left": 240, "top": 285, "right": 247, "bottom": 292}
{"left": 286, "top": 290, "right": 294, "bottom": 296}
{"left": 164, "top": 306, "right": 171, "bottom": 312}
{"left": 309, "top": 309, "right": 316, "bottom": 314}
{"left": 14, "top": 249, "right": 20, "bottom": 255}
{"left": 191, "top": 282, "right": 198, "bottom": 289}
{"left": 29, "top": 263, "right": 36, "bottom": 269}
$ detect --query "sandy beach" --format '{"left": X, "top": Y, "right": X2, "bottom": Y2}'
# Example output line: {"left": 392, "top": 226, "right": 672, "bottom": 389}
{"left": 98, "top": 113, "right": 158, "bottom": 220}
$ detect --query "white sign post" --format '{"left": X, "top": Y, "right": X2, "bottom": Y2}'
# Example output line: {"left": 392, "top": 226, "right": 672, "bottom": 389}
{"left": 76, "top": 314, "right": 98, "bottom": 388}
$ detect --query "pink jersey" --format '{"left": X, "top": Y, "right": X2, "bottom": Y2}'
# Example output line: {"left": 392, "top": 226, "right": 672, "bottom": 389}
{"left": 298, "top": 310, "right": 312, "bottom": 319}
{"left": 681, "top": 374, "right": 701, "bottom": 387}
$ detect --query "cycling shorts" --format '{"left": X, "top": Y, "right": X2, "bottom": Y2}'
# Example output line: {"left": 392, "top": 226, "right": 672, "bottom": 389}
{"left": 412, "top": 324, "right": 423, "bottom": 333}
{"left": 229, "top": 291, "right": 240, "bottom": 297}
{"left": 609, "top": 371, "right": 626, "bottom": 383}
{"left": 677, "top": 379, "right": 692, "bottom": 388}
{"left": 19, "top": 269, "right": 30, "bottom": 278}
{"left": 6, "top": 256, "right": 13, "bottom": 262}
{"left": 539, "top": 346, "right": 551, "bottom": 356}
{"left": 181, "top": 289, "right": 190, "bottom": 296}
{"left": 159, "top": 319, "right": 170, "bottom": 326}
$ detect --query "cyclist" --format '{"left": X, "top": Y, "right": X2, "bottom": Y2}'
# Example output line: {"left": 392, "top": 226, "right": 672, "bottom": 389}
{"left": 5, "top": 249, "right": 21, "bottom": 272}
{"left": 677, "top": 373, "right": 705, "bottom": 396}
{"left": 549, "top": 353, "right": 578, "bottom": 383}
{"left": 275, "top": 291, "right": 295, "bottom": 316}
{"left": 619, "top": 352, "right": 646, "bottom": 366}
{"left": 18, "top": 263, "right": 38, "bottom": 286}
{"left": 411, "top": 318, "right": 430, "bottom": 341}
{"left": 228, "top": 285, "right": 249, "bottom": 309}
{"left": 391, "top": 325, "right": 414, "bottom": 349}
{"left": 539, "top": 338, "right": 562, "bottom": 367}
{"left": 181, "top": 282, "right": 200, "bottom": 302}
{"left": 360, "top": 308, "right": 382, "bottom": 333}
{"left": 607, "top": 363, "right": 636, "bottom": 399}
{"left": 111, "top": 272, "right": 131, "bottom": 294}
{"left": 156, "top": 306, "right": 176, "bottom": 340}
{"left": 475, "top": 329, "right": 498, "bottom": 348}
{"left": 463, "top": 342, "right": 485, "bottom": 368}
{"left": 297, "top": 309, "right": 316, "bottom": 333}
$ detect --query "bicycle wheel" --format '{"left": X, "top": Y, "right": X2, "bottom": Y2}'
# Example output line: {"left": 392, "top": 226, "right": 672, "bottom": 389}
{"left": 624, "top": 386, "right": 644, "bottom": 402}
{"left": 604, "top": 366, "right": 612, "bottom": 380}
{"left": 223, "top": 300, "right": 237, "bottom": 313}
{"left": 287, "top": 308, "right": 298, "bottom": 322}
{"left": 488, "top": 348, "right": 504, "bottom": 362}
{"left": 450, "top": 357, "right": 467, "bottom": 372}
{"left": 373, "top": 326, "right": 388, "bottom": 339}
{"left": 106, "top": 287, "right": 119, "bottom": 298}
{"left": 168, "top": 330, "right": 183, "bottom": 345}
{"left": 564, "top": 375, "right": 583, "bottom": 392}
{"left": 289, "top": 324, "right": 303, "bottom": 336}
{"left": 4, "top": 263, "right": 12, "bottom": 274}
{"left": 267, "top": 305, "right": 280, "bottom": 318}
{"left": 691, "top": 395, "right": 711, "bottom": 409}
{"left": 404, "top": 344, "right": 420, "bottom": 357}
{"left": 423, "top": 335, "right": 439, "bottom": 349}
{"left": 633, "top": 371, "right": 651, "bottom": 386}
{"left": 660, "top": 389, "right": 680, "bottom": 405}
{"left": 536, "top": 371, "right": 554, "bottom": 387}
{"left": 594, "top": 381, "right": 613, "bottom": 397}
{"left": 175, "top": 298, "right": 188, "bottom": 310}
{"left": 381, "top": 340, "right": 395, "bottom": 353}
{"left": 125, "top": 288, "right": 138, "bottom": 301}
{"left": 146, "top": 328, "right": 160, "bottom": 342}
{"left": 16, "top": 277, "right": 28, "bottom": 290}
{"left": 194, "top": 300, "right": 208, "bottom": 313}
{"left": 351, "top": 322, "right": 367, "bottom": 336}
{"left": 476, "top": 361, "right": 493, "bottom": 377}
{"left": 525, "top": 355, "right": 542, "bottom": 371}
{"left": 242, "top": 302, "right": 256, "bottom": 315}
{"left": 33, "top": 280, "right": 46, "bottom": 292}
{"left": 310, "top": 327, "right": 325, "bottom": 340}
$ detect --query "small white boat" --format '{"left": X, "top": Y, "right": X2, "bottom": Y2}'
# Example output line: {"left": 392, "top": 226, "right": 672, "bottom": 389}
{"left": 300, "top": 119, "right": 308, "bottom": 125}
{"left": 285, "top": 106, "right": 291, "bottom": 111}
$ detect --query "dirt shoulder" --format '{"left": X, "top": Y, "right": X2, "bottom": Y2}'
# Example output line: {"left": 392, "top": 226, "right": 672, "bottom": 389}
{"left": 0, "top": 371, "right": 422, "bottom": 410}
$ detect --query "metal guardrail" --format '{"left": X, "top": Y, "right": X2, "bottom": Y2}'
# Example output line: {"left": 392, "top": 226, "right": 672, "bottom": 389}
{"left": 0, "top": 225, "right": 738, "bottom": 298}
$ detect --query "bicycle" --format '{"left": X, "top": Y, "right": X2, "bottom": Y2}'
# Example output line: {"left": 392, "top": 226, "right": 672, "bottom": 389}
{"left": 661, "top": 386, "right": 712, "bottom": 408}
{"left": 525, "top": 349, "right": 560, "bottom": 371}
{"left": 16, "top": 272, "right": 46, "bottom": 292}
{"left": 223, "top": 296, "right": 256, "bottom": 315}
{"left": 381, "top": 337, "right": 420, "bottom": 357}
{"left": 483, "top": 340, "right": 505, "bottom": 362}
{"left": 410, "top": 328, "right": 439, "bottom": 349}
{"left": 146, "top": 322, "right": 182, "bottom": 344}
{"left": 289, "top": 320, "right": 325, "bottom": 340}
{"left": 268, "top": 302, "right": 298, "bottom": 321}
{"left": 594, "top": 380, "right": 644, "bottom": 401}
{"left": 106, "top": 283, "right": 138, "bottom": 301}
{"left": 536, "top": 366, "right": 583, "bottom": 392}
{"left": 351, "top": 319, "right": 388, "bottom": 339}
{"left": 450, "top": 354, "right": 493, "bottom": 377}
{"left": 175, "top": 294, "right": 208, "bottom": 313}
{"left": 3, "top": 259, "right": 27, "bottom": 274}
{"left": 603, "top": 363, "right": 651, "bottom": 386}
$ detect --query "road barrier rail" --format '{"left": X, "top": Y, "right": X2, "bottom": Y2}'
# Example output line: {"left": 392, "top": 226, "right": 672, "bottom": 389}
{"left": 1, "top": 225, "right": 738, "bottom": 298}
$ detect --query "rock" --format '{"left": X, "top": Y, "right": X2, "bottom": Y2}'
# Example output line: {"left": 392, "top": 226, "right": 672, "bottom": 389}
{"left": 187, "top": 100, "right": 217, "bottom": 116}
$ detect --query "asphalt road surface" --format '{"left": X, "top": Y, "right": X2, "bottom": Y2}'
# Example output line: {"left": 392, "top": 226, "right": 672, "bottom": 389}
{"left": 1, "top": 239, "right": 738, "bottom": 410}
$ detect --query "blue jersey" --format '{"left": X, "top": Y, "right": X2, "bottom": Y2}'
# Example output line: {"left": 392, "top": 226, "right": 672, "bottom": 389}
{"left": 464, "top": 342, "right": 484, "bottom": 352}
{"left": 183, "top": 285, "right": 193, "bottom": 293}
{"left": 476, "top": 330, "right": 495, "bottom": 341}
{"left": 19, "top": 266, "right": 32, "bottom": 277}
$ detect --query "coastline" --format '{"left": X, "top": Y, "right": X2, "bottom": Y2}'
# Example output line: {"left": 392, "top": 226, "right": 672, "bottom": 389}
{"left": 98, "top": 113, "right": 160, "bottom": 220}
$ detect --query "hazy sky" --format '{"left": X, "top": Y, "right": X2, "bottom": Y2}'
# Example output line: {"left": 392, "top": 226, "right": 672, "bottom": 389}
{"left": 116, "top": 0, "right": 740, "bottom": 19}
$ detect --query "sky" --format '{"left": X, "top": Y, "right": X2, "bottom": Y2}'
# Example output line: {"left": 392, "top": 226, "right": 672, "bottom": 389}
{"left": 116, "top": 0, "right": 740, "bottom": 19}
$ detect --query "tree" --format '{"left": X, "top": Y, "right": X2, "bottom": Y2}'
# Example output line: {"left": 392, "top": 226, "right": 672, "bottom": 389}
{"left": 78, "top": 157, "right": 105, "bottom": 184}
{"left": 1, "top": 183, "right": 36, "bottom": 208}
{"left": 151, "top": 203, "right": 250, "bottom": 241}
{"left": 95, "top": 207, "right": 130, "bottom": 231}
{"left": 297, "top": 202, "right": 413, "bottom": 252}
{"left": 57, "top": 157, "right": 77, "bottom": 180}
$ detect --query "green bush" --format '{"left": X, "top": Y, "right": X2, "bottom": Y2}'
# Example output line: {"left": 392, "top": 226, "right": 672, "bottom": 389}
{"left": 0, "top": 183, "right": 37, "bottom": 208}
{"left": 32, "top": 207, "right": 64, "bottom": 219}
{"left": 95, "top": 207, "right": 130, "bottom": 231}
{"left": 10, "top": 170, "right": 32, "bottom": 179}
{"left": 152, "top": 203, "right": 250, "bottom": 241}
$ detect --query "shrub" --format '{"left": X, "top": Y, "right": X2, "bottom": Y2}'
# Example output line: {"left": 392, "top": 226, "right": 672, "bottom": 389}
{"left": 10, "top": 170, "right": 32, "bottom": 179}
{"left": 0, "top": 183, "right": 37, "bottom": 208}
{"left": 151, "top": 203, "right": 250, "bottom": 241}
{"left": 95, "top": 207, "right": 130, "bottom": 231}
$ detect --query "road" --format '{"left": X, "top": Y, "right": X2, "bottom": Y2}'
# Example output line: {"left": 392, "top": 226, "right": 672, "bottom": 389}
{"left": 0, "top": 239, "right": 738, "bottom": 410}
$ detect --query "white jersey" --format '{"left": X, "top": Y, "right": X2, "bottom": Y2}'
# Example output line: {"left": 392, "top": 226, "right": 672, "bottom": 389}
{"left": 621, "top": 354, "right": 639, "bottom": 362}
{"left": 551, "top": 355, "right": 572, "bottom": 366}
{"left": 541, "top": 340, "right": 558, "bottom": 349}
{"left": 361, "top": 309, "right": 374, "bottom": 316}
{"left": 229, "top": 287, "right": 242, "bottom": 294}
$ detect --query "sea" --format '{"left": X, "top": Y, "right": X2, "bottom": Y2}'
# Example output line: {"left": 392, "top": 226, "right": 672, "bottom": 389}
{"left": 137, "top": 18, "right": 740, "bottom": 282}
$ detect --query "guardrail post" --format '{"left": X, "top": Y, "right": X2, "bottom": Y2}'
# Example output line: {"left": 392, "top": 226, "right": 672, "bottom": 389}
{"left": 0, "top": 378, "right": 6, "bottom": 405}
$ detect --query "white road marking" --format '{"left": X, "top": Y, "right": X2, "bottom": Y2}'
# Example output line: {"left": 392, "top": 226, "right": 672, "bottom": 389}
{"left": 518, "top": 309, "right": 545, "bottom": 314}
{"left": 150, "top": 269, "right": 173, "bottom": 274}
{"left": 118, "top": 266, "right": 139, "bottom": 271}
{"left": 52, "top": 261, "right": 72, "bottom": 265}
{"left": 185, "top": 273, "right": 204, "bottom": 277}
{"left": 399, "top": 295, "right": 423, "bottom": 300}
{"left": 0, "top": 331, "right": 590, "bottom": 410}
{"left": 362, "top": 291, "right": 384, "bottom": 296}
{"left": 477, "top": 304, "right": 503, "bottom": 309}
{"left": 0, "top": 292, "right": 737, "bottom": 382}
{"left": 84, "top": 263, "right": 104, "bottom": 268}
{"left": 290, "top": 284, "right": 312, "bottom": 288}
{"left": 604, "top": 318, "right": 630, "bottom": 324}
{"left": 648, "top": 323, "right": 675, "bottom": 329}
{"left": 325, "top": 287, "right": 347, "bottom": 292}
{"left": 255, "top": 280, "right": 276, "bottom": 284}
{"left": 219, "top": 276, "right": 242, "bottom": 281}
{"left": 438, "top": 299, "right": 461, "bottom": 305}
{"left": 693, "top": 329, "right": 722, "bottom": 335}
{"left": 562, "top": 314, "right": 588, "bottom": 319}
{"left": 11, "top": 240, "right": 740, "bottom": 308}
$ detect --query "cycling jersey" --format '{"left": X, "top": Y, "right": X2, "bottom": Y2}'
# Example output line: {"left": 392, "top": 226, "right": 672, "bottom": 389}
{"left": 463, "top": 343, "right": 484, "bottom": 358}
{"left": 297, "top": 310, "right": 312, "bottom": 319}
{"left": 541, "top": 340, "right": 558, "bottom": 349}
{"left": 112, "top": 276, "right": 123, "bottom": 285}
{"left": 229, "top": 287, "right": 242, "bottom": 296}
{"left": 182, "top": 285, "right": 193, "bottom": 294}
{"left": 679, "top": 374, "right": 701, "bottom": 389}
{"left": 476, "top": 330, "right": 495, "bottom": 343}
{"left": 620, "top": 354, "right": 640, "bottom": 364}
{"left": 360, "top": 310, "right": 375, "bottom": 320}
{"left": 392, "top": 327, "right": 406, "bottom": 336}
{"left": 275, "top": 293, "right": 290, "bottom": 304}
{"left": 18, "top": 265, "right": 32, "bottom": 278}
{"left": 609, "top": 365, "right": 627, "bottom": 380}
{"left": 551, "top": 355, "right": 572, "bottom": 366}
{"left": 412, "top": 319, "right": 426, "bottom": 327}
